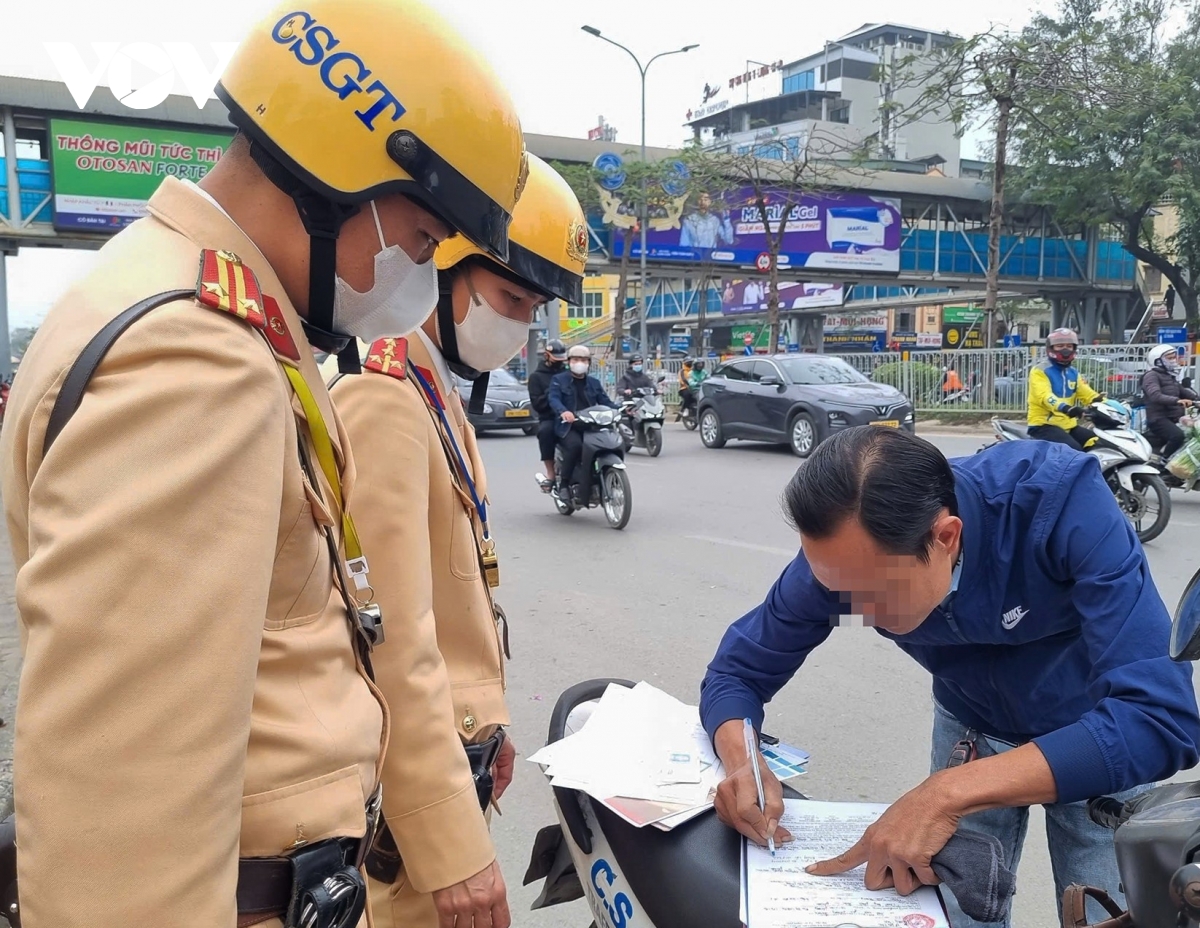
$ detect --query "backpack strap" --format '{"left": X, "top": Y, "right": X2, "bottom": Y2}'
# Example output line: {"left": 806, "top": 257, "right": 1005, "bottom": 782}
{"left": 42, "top": 289, "right": 193, "bottom": 458}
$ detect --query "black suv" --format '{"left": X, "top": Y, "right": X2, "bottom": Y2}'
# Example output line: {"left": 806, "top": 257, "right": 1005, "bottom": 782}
{"left": 697, "top": 354, "right": 915, "bottom": 457}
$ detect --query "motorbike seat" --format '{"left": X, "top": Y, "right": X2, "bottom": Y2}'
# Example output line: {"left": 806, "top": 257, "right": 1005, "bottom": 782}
{"left": 542, "top": 680, "right": 803, "bottom": 928}
{"left": 994, "top": 419, "right": 1029, "bottom": 440}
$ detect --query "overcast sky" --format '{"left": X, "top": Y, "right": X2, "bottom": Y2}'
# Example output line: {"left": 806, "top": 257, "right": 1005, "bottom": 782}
{"left": 0, "top": 0, "right": 1049, "bottom": 331}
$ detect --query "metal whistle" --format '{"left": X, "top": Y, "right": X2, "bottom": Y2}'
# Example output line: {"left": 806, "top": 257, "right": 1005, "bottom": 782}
{"left": 481, "top": 539, "right": 500, "bottom": 589}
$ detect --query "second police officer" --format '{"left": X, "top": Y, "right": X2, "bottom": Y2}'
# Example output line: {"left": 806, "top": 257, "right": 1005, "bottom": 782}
{"left": 329, "top": 156, "right": 589, "bottom": 928}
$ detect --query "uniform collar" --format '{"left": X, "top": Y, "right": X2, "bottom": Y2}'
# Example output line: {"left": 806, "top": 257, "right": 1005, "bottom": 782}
{"left": 413, "top": 328, "right": 457, "bottom": 401}
{"left": 146, "top": 176, "right": 346, "bottom": 464}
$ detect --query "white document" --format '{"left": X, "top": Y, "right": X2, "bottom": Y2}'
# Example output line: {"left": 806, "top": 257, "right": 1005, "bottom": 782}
{"left": 743, "top": 799, "right": 948, "bottom": 928}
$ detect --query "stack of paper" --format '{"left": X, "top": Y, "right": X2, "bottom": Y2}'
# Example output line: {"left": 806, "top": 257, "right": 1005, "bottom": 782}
{"left": 528, "top": 682, "right": 725, "bottom": 828}
{"left": 740, "top": 799, "right": 949, "bottom": 928}
{"left": 529, "top": 682, "right": 809, "bottom": 831}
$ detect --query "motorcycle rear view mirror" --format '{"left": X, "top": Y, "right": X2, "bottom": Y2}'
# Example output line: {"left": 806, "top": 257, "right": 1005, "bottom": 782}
{"left": 1170, "top": 567, "right": 1200, "bottom": 661}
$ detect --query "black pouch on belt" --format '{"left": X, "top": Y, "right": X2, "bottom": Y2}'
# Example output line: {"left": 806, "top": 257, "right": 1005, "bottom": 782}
{"left": 0, "top": 814, "right": 19, "bottom": 927}
{"left": 465, "top": 730, "right": 507, "bottom": 813}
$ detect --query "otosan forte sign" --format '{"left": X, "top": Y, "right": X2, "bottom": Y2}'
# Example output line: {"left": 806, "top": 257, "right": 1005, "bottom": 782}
{"left": 49, "top": 117, "right": 234, "bottom": 231}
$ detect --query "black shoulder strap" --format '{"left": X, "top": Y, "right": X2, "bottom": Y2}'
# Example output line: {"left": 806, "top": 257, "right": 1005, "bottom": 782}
{"left": 42, "top": 289, "right": 193, "bottom": 458}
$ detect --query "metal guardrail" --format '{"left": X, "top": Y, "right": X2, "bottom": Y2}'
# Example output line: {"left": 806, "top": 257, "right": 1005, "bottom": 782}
{"left": 594, "top": 345, "right": 1193, "bottom": 415}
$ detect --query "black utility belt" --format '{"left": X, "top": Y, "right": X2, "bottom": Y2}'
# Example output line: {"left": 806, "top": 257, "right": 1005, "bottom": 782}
{"left": 365, "top": 730, "right": 506, "bottom": 886}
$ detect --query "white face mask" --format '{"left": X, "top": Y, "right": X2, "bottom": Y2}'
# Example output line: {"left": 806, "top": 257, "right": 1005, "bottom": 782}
{"left": 332, "top": 201, "right": 437, "bottom": 341}
{"left": 570, "top": 360, "right": 590, "bottom": 376}
{"left": 452, "top": 293, "right": 529, "bottom": 372}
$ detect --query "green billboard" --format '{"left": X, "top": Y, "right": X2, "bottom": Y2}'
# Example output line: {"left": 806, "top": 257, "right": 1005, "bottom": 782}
{"left": 942, "top": 305, "right": 985, "bottom": 324}
{"left": 50, "top": 118, "right": 234, "bottom": 232}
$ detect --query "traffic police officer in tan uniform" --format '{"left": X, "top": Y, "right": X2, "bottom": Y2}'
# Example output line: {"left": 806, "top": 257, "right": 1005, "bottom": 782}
{"left": 0, "top": 1, "right": 527, "bottom": 925}
{"left": 329, "top": 156, "right": 587, "bottom": 928}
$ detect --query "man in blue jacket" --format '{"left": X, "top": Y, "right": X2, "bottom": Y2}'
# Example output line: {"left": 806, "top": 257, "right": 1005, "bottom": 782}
{"left": 700, "top": 426, "right": 1200, "bottom": 927}
{"left": 549, "top": 344, "right": 618, "bottom": 504}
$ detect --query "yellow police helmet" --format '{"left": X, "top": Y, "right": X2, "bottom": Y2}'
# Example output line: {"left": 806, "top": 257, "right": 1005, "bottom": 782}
{"left": 434, "top": 154, "right": 587, "bottom": 306}
{"left": 216, "top": 0, "right": 527, "bottom": 261}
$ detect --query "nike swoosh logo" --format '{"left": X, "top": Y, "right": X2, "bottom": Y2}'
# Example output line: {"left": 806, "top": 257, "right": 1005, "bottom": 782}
{"left": 1001, "top": 607, "right": 1028, "bottom": 630}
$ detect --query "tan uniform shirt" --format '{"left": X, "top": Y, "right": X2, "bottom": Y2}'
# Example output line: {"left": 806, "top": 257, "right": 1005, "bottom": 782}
{"left": 0, "top": 177, "right": 388, "bottom": 927}
{"left": 330, "top": 334, "right": 508, "bottom": 900}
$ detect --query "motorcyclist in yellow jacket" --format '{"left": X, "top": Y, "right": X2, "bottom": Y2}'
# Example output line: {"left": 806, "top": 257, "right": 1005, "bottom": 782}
{"left": 1027, "top": 328, "right": 1100, "bottom": 451}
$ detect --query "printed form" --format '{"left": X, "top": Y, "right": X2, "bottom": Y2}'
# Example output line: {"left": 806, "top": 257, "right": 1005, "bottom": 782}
{"left": 741, "top": 800, "right": 949, "bottom": 928}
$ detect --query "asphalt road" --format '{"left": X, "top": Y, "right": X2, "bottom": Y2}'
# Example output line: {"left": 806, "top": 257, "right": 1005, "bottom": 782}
{"left": 471, "top": 421, "right": 1200, "bottom": 928}
{"left": 0, "top": 422, "right": 1196, "bottom": 927}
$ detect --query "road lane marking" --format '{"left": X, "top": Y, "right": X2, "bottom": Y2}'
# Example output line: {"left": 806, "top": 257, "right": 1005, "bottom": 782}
{"left": 685, "top": 534, "right": 797, "bottom": 558}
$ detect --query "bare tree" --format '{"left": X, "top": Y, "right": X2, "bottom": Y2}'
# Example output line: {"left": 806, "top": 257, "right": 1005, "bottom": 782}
{"left": 682, "top": 131, "right": 853, "bottom": 351}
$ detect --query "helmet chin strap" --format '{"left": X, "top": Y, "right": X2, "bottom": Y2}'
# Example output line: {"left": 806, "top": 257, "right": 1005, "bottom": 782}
{"left": 435, "top": 278, "right": 490, "bottom": 415}
{"left": 248, "top": 139, "right": 362, "bottom": 373}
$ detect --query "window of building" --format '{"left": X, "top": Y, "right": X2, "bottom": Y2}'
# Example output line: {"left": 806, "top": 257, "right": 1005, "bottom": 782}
{"left": 566, "top": 292, "right": 604, "bottom": 319}
{"left": 896, "top": 311, "right": 914, "bottom": 331}
{"left": 829, "top": 104, "right": 851, "bottom": 124}
{"left": 782, "top": 70, "right": 815, "bottom": 94}
{"left": 1039, "top": 321, "right": 1051, "bottom": 339}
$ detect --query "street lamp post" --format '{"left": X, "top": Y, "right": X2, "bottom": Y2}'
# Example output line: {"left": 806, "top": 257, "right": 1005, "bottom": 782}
{"left": 582, "top": 26, "right": 697, "bottom": 356}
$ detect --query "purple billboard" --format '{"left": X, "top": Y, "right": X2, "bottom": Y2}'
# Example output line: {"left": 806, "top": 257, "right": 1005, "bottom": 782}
{"left": 612, "top": 187, "right": 902, "bottom": 273}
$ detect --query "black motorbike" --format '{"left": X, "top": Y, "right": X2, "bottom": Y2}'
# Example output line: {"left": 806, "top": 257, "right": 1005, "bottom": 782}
{"left": 618, "top": 385, "right": 666, "bottom": 458}
{"left": 543, "top": 405, "right": 633, "bottom": 530}
{"left": 1070, "top": 568, "right": 1200, "bottom": 928}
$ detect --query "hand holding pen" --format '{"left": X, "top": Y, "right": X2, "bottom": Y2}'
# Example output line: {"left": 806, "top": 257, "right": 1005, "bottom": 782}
{"left": 712, "top": 717, "right": 792, "bottom": 848}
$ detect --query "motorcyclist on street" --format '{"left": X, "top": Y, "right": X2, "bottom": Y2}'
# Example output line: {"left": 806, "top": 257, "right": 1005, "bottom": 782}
{"left": 689, "top": 358, "right": 709, "bottom": 391}
{"left": 617, "top": 354, "right": 655, "bottom": 397}
{"left": 1027, "top": 328, "right": 1101, "bottom": 451}
{"left": 1142, "top": 344, "right": 1198, "bottom": 459}
{"left": 549, "top": 345, "right": 618, "bottom": 505}
{"left": 531, "top": 339, "right": 568, "bottom": 491}
{"left": 677, "top": 357, "right": 696, "bottom": 421}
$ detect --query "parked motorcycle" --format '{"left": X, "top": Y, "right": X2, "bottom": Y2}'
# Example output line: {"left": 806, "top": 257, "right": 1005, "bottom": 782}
{"left": 988, "top": 398, "right": 1171, "bottom": 544}
{"left": 538, "top": 405, "right": 633, "bottom": 530}
{"left": 618, "top": 386, "right": 665, "bottom": 457}
{"left": 524, "top": 678, "right": 806, "bottom": 928}
{"left": 1076, "top": 568, "right": 1200, "bottom": 928}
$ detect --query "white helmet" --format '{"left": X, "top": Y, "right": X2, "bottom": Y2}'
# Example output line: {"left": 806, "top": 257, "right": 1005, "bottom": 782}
{"left": 1147, "top": 344, "right": 1180, "bottom": 372}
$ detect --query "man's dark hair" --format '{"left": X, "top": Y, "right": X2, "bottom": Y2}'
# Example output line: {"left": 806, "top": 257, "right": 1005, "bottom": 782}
{"left": 783, "top": 427, "right": 957, "bottom": 562}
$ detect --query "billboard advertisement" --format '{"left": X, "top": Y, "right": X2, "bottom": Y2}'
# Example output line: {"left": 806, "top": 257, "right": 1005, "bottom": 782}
{"left": 823, "top": 313, "right": 888, "bottom": 353}
{"left": 720, "top": 279, "right": 844, "bottom": 315}
{"left": 49, "top": 118, "right": 234, "bottom": 231}
{"left": 599, "top": 157, "right": 902, "bottom": 273}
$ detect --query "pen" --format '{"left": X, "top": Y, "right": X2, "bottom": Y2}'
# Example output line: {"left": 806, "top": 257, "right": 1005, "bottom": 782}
{"left": 743, "top": 717, "right": 775, "bottom": 857}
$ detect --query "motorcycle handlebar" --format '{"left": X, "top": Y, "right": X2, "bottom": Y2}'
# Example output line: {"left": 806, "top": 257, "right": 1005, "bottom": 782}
{"left": 1087, "top": 795, "right": 1128, "bottom": 830}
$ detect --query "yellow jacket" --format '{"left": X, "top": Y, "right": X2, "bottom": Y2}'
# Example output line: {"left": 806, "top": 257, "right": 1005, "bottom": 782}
{"left": 331, "top": 334, "right": 507, "bottom": 922}
{"left": 1027, "top": 360, "right": 1099, "bottom": 428}
{"left": 1, "top": 177, "right": 387, "bottom": 928}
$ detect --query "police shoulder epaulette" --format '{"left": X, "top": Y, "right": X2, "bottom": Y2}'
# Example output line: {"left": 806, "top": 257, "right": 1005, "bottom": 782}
{"left": 364, "top": 338, "right": 409, "bottom": 380}
{"left": 195, "top": 249, "right": 301, "bottom": 360}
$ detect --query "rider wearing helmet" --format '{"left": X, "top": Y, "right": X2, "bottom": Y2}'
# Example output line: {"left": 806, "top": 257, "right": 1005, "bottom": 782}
{"left": 550, "top": 345, "right": 619, "bottom": 504}
{"left": 617, "top": 353, "right": 655, "bottom": 395}
{"left": 331, "top": 154, "right": 586, "bottom": 928}
{"left": 678, "top": 356, "right": 696, "bottom": 420}
{"left": 1, "top": 1, "right": 528, "bottom": 923}
{"left": 689, "top": 357, "right": 709, "bottom": 390}
{"left": 1027, "top": 328, "right": 1101, "bottom": 451}
{"left": 531, "top": 338, "right": 570, "bottom": 489}
{"left": 1142, "top": 344, "right": 1198, "bottom": 457}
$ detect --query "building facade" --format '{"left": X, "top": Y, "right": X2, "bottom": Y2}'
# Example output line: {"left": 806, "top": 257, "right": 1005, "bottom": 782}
{"left": 687, "top": 23, "right": 962, "bottom": 176}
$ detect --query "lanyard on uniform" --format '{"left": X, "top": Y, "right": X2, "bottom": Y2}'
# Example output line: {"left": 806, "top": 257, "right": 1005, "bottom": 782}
{"left": 410, "top": 365, "right": 491, "bottom": 542}
{"left": 281, "top": 364, "right": 371, "bottom": 595}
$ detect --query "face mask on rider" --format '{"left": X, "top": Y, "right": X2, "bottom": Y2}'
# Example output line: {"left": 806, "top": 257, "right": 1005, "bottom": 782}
{"left": 451, "top": 289, "right": 529, "bottom": 372}
{"left": 332, "top": 201, "right": 438, "bottom": 341}
{"left": 570, "top": 360, "right": 589, "bottom": 376}
{"left": 631, "top": 364, "right": 643, "bottom": 373}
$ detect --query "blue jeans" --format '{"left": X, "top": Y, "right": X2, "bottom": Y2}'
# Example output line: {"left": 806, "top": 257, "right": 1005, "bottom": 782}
{"left": 931, "top": 700, "right": 1151, "bottom": 927}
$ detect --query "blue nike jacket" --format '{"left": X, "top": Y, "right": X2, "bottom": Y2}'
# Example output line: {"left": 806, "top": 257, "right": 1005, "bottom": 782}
{"left": 700, "top": 441, "right": 1200, "bottom": 803}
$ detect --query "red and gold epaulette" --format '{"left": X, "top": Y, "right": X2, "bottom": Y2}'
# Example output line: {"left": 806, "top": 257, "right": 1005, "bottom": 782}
{"left": 364, "top": 338, "right": 408, "bottom": 380}
{"left": 195, "top": 249, "right": 300, "bottom": 360}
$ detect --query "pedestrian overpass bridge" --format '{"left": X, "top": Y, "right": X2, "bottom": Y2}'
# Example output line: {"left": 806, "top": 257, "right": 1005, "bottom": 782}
{"left": 0, "top": 75, "right": 1143, "bottom": 360}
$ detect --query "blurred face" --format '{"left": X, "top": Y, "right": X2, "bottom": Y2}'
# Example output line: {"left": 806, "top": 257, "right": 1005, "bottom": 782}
{"left": 336, "top": 194, "right": 450, "bottom": 292}
{"left": 450, "top": 265, "right": 547, "bottom": 325}
{"left": 801, "top": 512, "right": 962, "bottom": 634}
{"left": 697, "top": 193, "right": 712, "bottom": 213}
